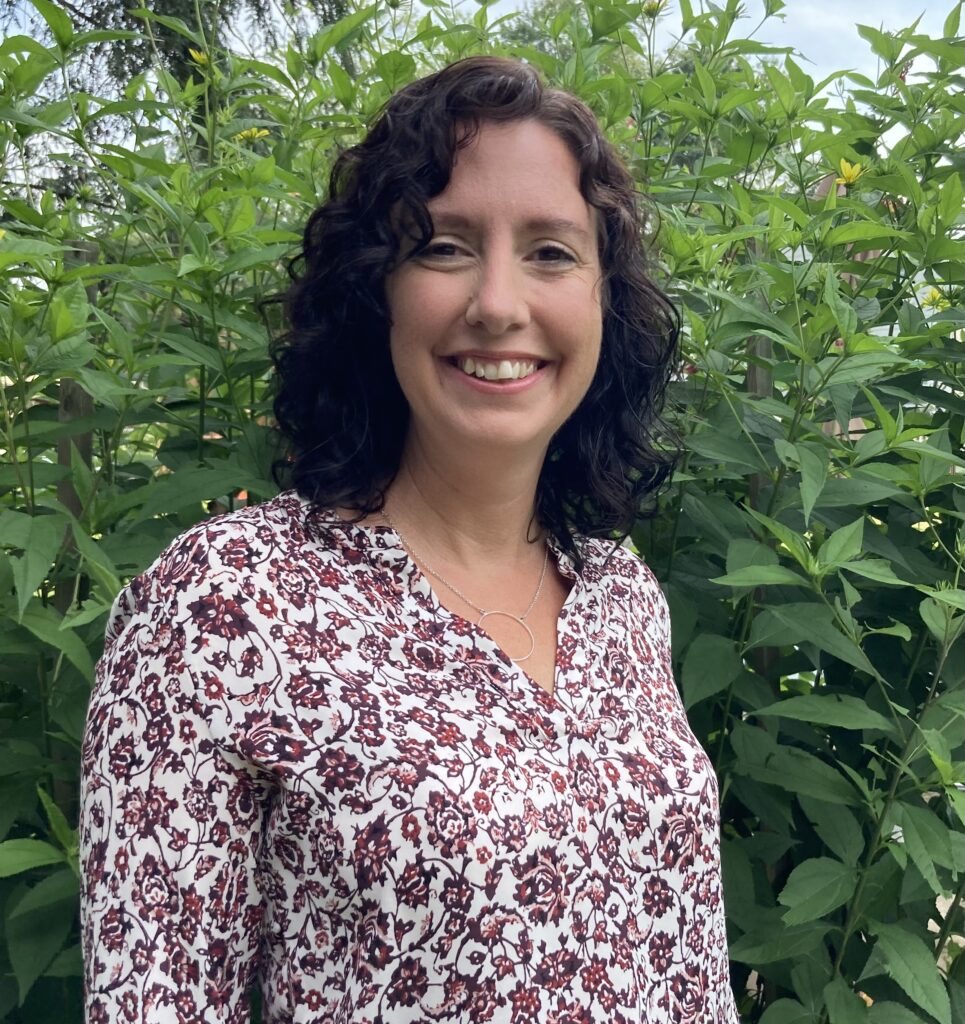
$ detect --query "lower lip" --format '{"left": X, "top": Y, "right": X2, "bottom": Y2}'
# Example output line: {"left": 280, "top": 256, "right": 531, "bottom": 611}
{"left": 443, "top": 360, "right": 549, "bottom": 394}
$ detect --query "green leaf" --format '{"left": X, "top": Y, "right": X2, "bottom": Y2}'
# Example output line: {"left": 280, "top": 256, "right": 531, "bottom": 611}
{"left": 693, "top": 62, "right": 717, "bottom": 108}
{"left": 19, "top": 605, "right": 95, "bottom": 680}
{"left": 128, "top": 7, "right": 202, "bottom": 44}
{"left": 928, "top": 589, "right": 965, "bottom": 612}
{"left": 824, "top": 977, "right": 871, "bottom": 1023}
{"left": 48, "top": 278, "right": 90, "bottom": 341}
{"left": 898, "top": 801, "right": 955, "bottom": 870}
{"left": 757, "top": 603, "right": 877, "bottom": 677}
{"left": 28, "top": 0, "right": 72, "bottom": 48}
{"left": 6, "top": 867, "right": 77, "bottom": 920}
{"left": 744, "top": 508, "right": 812, "bottom": 568}
{"left": 860, "top": 385, "right": 898, "bottom": 442}
{"left": 818, "top": 519, "right": 864, "bottom": 569}
{"left": 798, "top": 445, "right": 828, "bottom": 526}
{"left": 824, "top": 268, "right": 858, "bottom": 340}
{"left": 743, "top": 746, "right": 861, "bottom": 806}
{"left": 6, "top": 871, "right": 76, "bottom": 1004}
{"left": 937, "top": 172, "right": 963, "bottom": 230}
{"left": 0, "top": 838, "right": 65, "bottom": 877}
{"left": 685, "top": 431, "right": 767, "bottom": 470}
{"left": 70, "top": 522, "right": 120, "bottom": 595}
{"left": 856, "top": 23, "right": 903, "bottom": 62}
{"left": 711, "top": 565, "right": 811, "bottom": 588}
{"left": 948, "top": 955, "right": 965, "bottom": 1024}
{"left": 868, "top": 1003, "right": 928, "bottom": 1024}
{"left": 760, "top": 999, "right": 817, "bottom": 1024}
{"left": 45, "top": 942, "right": 82, "bottom": 978}
{"left": 763, "top": 63, "right": 795, "bottom": 114}
{"left": 791, "top": 957, "right": 832, "bottom": 1014}
{"left": 818, "top": 473, "right": 904, "bottom": 507}
{"left": 159, "top": 330, "right": 224, "bottom": 372}
{"left": 0, "top": 511, "right": 65, "bottom": 620}
{"left": 748, "top": 606, "right": 804, "bottom": 648}
{"left": 37, "top": 787, "right": 75, "bottom": 857}
{"left": 310, "top": 5, "right": 376, "bottom": 57}
{"left": 869, "top": 922, "right": 951, "bottom": 1024}
{"left": 729, "top": 919, "right": 830, "bottom": 964}
{"left": 726, "top": 538, "right": 779, "bottom": 576}
{"left": 754, "top": 694, "right": 894, "bottom": 733}
{"left": 778, "top": 857, "right": 858, "bottom": 924}
{"left": 895, "top": 805, "right": 942, "bottom": 896}
{"left": 943, "top": 3, "right": 962, "bottom": 38}
{"left": 373, "top": 50, "right": 416, "bottom": 92}
{"left": 799, "top": 796, "right": 865, "bottom": 864}
{"left": 328, "top": 60, "right": 355, "bottom": 107}
{"left": 695, "top": 284, "right": 802, "bottom": 346}
{"left": 919, "top": 597, "right": 957, "bottom": 645}
{"left": 681, "top": 634, "right": 744, "bottom": 709}
{"left": 132, "top": 465, "right": 267, "bottom": 523}
{"left": 824, "top": 222, "right": 904, "bottom": 248}
{"left": 838, "top": 560, "right": 905, "bottom": 585}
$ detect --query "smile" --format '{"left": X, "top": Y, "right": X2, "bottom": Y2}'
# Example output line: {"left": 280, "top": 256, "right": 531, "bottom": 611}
{"left": 453, "top": 356, "right": 544, "bottom": 381}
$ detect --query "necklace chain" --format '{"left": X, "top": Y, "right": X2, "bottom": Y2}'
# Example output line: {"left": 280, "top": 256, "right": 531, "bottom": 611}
{"left": 380, "top": 506, "right": 549, "bottom": 661}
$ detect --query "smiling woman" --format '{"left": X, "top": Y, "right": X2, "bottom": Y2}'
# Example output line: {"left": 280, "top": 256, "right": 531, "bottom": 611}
{"left": 274, "top": 56, "right": 679, "bottom": 559}
{"left": 79, "top": 56, "right": 740, "bottom": 1024}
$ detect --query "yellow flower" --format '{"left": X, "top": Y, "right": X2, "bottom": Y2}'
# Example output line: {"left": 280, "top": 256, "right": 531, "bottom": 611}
{"left": 643, "top": 0, "right": 665, "bottom": 15}
{"left": 234, "top": 127, "right": 270, "bottom": 143}
{"left": 922, "top": 287, "right": 950, "bottom": 311}
{"left": 188, "top": 48, "right": 209, "bottom": 66}
{"left": 835, "top": 158, "right": 864, "bottom": 187}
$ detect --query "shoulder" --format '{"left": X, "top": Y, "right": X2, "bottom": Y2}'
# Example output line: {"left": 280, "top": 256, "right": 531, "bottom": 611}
{"left": 105, "top": 491, "right": 340, "bottom": 642}
{"left": 577, "top": 534, "right": 664, "bottom": 594}
{"left": 575, "top": 534, "right": 671, "bottom": 632}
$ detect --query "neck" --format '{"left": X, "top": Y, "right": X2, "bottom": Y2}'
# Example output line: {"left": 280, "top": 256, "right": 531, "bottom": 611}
{"left": 386, "top": 432, "right": 546, "bottom": 569}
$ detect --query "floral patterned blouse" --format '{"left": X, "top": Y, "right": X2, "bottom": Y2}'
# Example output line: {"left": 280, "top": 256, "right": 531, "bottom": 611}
{"left": 80, "top": 491, "right": 738, "bottom": 1024}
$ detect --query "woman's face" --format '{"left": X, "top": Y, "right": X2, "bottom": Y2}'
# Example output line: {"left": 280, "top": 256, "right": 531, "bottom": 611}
{"left": 384, "top": 118, "right": 604, "bottom": 464}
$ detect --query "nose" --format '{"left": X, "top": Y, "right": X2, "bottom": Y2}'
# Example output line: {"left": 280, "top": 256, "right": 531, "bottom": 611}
{"left": 464, "top": 248, "right": 531, "bottom": 335}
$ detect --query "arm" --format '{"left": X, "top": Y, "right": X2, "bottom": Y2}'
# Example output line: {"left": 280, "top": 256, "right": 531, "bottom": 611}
{"left": 80, "top": 557, "right": 274, "bottom": 1024}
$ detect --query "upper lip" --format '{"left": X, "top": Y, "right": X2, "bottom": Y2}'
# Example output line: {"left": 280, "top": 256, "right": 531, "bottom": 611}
{"left": 447, "top": 351, "right": 548, "bottom": 363}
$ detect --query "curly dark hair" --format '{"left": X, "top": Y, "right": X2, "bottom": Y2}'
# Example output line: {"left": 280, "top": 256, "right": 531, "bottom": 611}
{"left": 272, "top": 55, "right": 679, "bottom": 565}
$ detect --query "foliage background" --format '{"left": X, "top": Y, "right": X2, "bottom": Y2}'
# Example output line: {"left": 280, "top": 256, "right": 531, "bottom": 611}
{"left": 0, "top": 0, "right": 963, "bottom": 1020}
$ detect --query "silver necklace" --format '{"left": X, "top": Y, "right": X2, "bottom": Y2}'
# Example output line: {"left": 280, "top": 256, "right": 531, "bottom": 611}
{"left": 381, "top": 506, "right": 549, "bottom": 663}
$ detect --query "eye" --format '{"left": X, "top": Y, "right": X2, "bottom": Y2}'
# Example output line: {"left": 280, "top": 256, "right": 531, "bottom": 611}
{"left": 533, "top": 245, "right": 576, "bottom": 265}
{"left": 418, "top": 241, "right": 463, "bottom": 260}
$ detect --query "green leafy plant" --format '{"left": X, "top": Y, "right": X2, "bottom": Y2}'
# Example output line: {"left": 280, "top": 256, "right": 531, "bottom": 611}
{"left": 0, "top": 0, "right": 962, "bottom": 1019}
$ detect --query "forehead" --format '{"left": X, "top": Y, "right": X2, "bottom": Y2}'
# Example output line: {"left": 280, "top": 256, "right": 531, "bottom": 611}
{"left": 428, "top": 120, "right": 594, "bottom": 233}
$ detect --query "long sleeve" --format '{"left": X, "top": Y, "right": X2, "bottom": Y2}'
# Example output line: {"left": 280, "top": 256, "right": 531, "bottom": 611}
{"left": 80, "top": 543, "right": 275, "bottom": 1024}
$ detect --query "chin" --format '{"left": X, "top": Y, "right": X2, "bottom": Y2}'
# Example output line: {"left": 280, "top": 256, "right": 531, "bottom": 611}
{"left": 446, "top": 420, "right": 554, "bottom": 455}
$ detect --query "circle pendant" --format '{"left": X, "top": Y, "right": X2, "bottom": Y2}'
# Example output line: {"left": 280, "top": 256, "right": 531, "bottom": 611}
{"left": 477, "top": 611, "right": 536, "bottom": 662}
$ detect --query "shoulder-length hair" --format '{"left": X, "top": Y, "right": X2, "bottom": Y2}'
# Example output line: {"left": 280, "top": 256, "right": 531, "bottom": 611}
{"left": 272, "top": 55, "right": 679, "bottom": 566}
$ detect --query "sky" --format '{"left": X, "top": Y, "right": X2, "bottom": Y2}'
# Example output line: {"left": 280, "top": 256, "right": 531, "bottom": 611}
{"left": 490, "top": 0, "right": 950, "bottom": 84}
{"left": 708, "top": 0, "right": 948, "bottom": 82}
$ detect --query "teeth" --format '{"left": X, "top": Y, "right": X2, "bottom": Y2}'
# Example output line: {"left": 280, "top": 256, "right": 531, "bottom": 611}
{"left": 457, "top": 357, "right": 539, "bottom": 381}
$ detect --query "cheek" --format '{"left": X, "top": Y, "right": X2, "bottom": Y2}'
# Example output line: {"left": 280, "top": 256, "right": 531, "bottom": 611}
{"left": 555, "top": 282, "right": 603, "bottom": 353}
{"left": 388, "top": 277, "right": 460, "bottom": 351}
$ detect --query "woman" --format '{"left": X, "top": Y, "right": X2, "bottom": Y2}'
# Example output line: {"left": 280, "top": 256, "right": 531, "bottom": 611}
{"left": 80, "top": 57, "right": 739, "bottom": 1023}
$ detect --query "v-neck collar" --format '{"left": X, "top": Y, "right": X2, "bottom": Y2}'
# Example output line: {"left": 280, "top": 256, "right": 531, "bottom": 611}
{"left": 307, "top": 500, "right": 600, "bottom": 719}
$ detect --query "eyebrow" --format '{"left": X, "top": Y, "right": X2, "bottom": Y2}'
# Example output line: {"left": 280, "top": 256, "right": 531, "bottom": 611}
{"left": 429, "top": 212, "right": 593, "bottom": 243}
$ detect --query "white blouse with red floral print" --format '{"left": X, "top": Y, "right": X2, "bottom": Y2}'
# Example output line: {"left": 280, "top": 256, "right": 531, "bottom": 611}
{"left": 80, "top": 491, "right": 739, "bottom": 1024}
